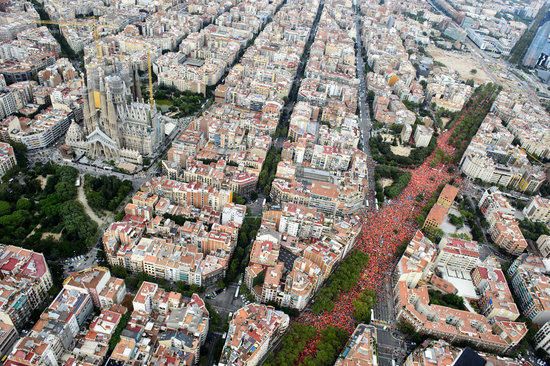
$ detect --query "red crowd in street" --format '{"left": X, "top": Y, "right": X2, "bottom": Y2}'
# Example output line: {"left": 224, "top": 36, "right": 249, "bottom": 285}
{"left": 293, "top": 103, "right": 487, "bottom": 361}
{"left": 296, "top": 149, "right": 454, "bottom": 360}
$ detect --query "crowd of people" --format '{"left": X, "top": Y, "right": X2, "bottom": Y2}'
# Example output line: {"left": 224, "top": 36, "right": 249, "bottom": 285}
{"left": 293, "top": 99, "right": 487, "bottom": 360}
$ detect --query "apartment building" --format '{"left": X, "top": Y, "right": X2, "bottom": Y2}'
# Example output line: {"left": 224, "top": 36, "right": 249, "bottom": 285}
{"left": 414, "top": 125, "right": 434, "bottom": 148}
{"left": 395, "top": 230, "right": 437, "bottom": 289}
{"left": 0, "top": 245, "right": 53, "bottom": 330}
{"left": 103, "top": 181, "right": 243, "bottom": 287}
{"left": 0, "top": 321, "right": 17, "bottom": 360}
{"left": 5, "top": 336, "right": 58, "bottom": 366}
{"left": 422, "top": 184, "right": 459, "bottom": 233}
{"left": 479, "top": 188, "right": 528, "bottom": 256}
{"left": 335, "top": 324, "right": 378, "bottom": 366}
{"left": 110, "top": 281, "right": 209, "bottom": 365}
{"left": 508, "top": 254, "right": 550, "bottom": 325}
{"left": 404, "top": 339, "right": 524, "bottom": 365}
{"left": 523, "top": 195, "right": 550, "bottom": 224}
{"left": 537, "top": 236, "right": 550, "bottom": 258}
{"left": 492, "top": 91, "right": 550, "bottom": 160}
{"left": 395, "top": 232, "right": 527, "bottom": 354}
{"left": 459, "top": 113, "right": 546, "bottom": 193}
{"left": 70, "top": 305, "right": 126, "bottom": 364}
{"left": 535, "top": 321, "right": 550, "bottom": 357}
{"left": 219, "top": 303, "right": 289, "bottom": 366}
{"left": 435, "top": 237, "right": 480, "bottom": 272}
{"left": 63, "top": 266, "right": 126, "bottom": 309}
{"left": 7, "top": 109, "right": 73, "bottom": 150}
{"left": 471, "top": 257, "right": 520, "bottom": 321}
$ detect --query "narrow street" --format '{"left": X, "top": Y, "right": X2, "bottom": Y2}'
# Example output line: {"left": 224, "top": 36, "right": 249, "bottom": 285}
{"left": 353, "top": 0, "right": 377, "bottom": 209}
{"left": 276, "top": 0, "right": 325, "bottom": 131}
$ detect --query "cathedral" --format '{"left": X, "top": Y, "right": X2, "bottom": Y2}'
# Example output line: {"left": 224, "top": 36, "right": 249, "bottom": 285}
{"left": 66, "top": 59, "right": 165, "bottom": 165}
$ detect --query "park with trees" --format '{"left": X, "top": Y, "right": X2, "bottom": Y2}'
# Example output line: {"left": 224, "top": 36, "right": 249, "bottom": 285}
{"left": 370, "top": 131, "right": 437, "bottom": 167}
{"left": 84, "top": 174, "right": 133, "bottom": 213}
{"left": 0, "top": 162, "right": 98, "bottom": 261}
{"left": 428, "top": 289, "right": 466, "bottom": 310}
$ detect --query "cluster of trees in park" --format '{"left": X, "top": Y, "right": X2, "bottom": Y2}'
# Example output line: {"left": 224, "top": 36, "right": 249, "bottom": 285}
{"left": 205, "top": 302, "right": 229, "bottom": 333}
{"left": 519, "top": 219, "right": 550, "bottom": 242}
{"left": 375, "top": 165, "right": 411, "bottom": 202}
{"left": 448, "top": 83, "right": 501, "bottom": 161}
{"left": 257, "top": 147, "right": 281, "bottom": 197}
{"left": 84, "top": 174, "right": 133, "bottom": 212}
{"left": 428, "top": 289, "right": 466, "bottom": 310}
{"left": 300, "top": 326, "right": 349, "bottom": 366}
{"left": 154, "top": 85, "right": 205, "bottom": 117}
{"left": 312, "top": 250, "right": 369, "bottom": 314}
{"left": 225, "top": 215, "right": 261, "bottom": 283}
{"left": 370, "top": 133, "right": 437, "bottom": 167}
{"left": 353, "top": 289, "right": 376, "bottom": 323}
{"left": 448, "top": 213, "right": 465, "bottom": 228}
{"left": 273, "top": 124, "right": 289, "bottom": 139}
{"left": 264, "top": 324, "right": 317, "bottom": 366}
{"left": 232, "top": 192, "right": 248, "bottom": 205}
{"left": 403, "top": 10, "right": 427, "bottom": 22}
{"left": 366, "top": 91, "right": 375, "bottom": 120}
{"left": 0, "top": 162, "right": 98, "bottom": 261}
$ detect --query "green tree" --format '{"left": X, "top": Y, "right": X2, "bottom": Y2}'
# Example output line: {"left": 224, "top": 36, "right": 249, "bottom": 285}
{"left": 353, "top": 290, "right": 376, "bottom": 323}
{"left": 264, "top": 324, "right": 317, "bottom": 366}
{"left": 232, "top": 193, "right": 247, "bottom": 205}
{"left": 311, "top": 250, "right": 369, "bottom": 314}
{"left": 0, "top": 200, "right": 11, "bottom": 216}
{"left": 15, "top": 198, "right": 32, "bottom": 211}
{"left": 302, "top": 326, "right": 348, "bottom": 366}
{"left": 0, "top": 210, "right": 30, "bottom": 228}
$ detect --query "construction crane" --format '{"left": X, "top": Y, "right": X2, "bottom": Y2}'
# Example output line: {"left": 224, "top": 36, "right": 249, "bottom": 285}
{"left": 147, "top": 49, "right": 154, "bottom": 109}
{"left": 121, "top": 37, "right": 156, "bottom": 109}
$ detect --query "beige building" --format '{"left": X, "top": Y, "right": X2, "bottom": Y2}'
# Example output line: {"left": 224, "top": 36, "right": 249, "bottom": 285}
{"left": 523, "top": 196, "right": 550, "bottom": 224}
{"left": 537, "top": 235, "right": 550, "bottom": 258}
{"left": 219, "top": 303, "right": 289, "bottom": 366}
